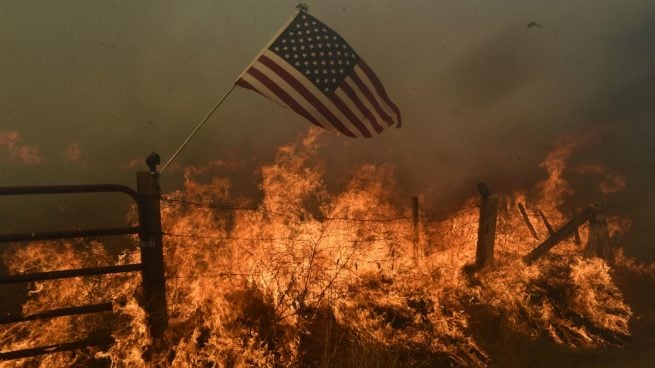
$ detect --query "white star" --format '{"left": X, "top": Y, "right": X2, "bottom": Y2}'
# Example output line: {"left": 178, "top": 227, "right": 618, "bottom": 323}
{"left": 321, "top": 60, "right": 326, "bottom": 65}
{"left": 331, "top": 69, "right": 335, "bottom": 74}
{"left": 285, "top": 54, "right": 290, "bottom": 58}
{"left": 336, "top": 51, "right": 341, "bottom": 55}
{"left": 304, "top": 61, "right": 309, "bottom": 65}
{"left": 332, "top": 78, "right": 336, "bottom": 82}
{"left": 282, "top": 39, "right": 287, "bottom": 43}
{"left": 302, "top": 53, "right": 307, "bottom": 58}
{"left": 300, "top": 46, "right": 306, "bottom": 50}
{"left": 328, "top": 52, "right": 333, "bottom": 56}
{"left": 312, "top": 61, "right": 317, "bottom": 65}
{"left": 292, "top": 46, "right": 297, "bottom": 51}
{"left": 322, "top": 28, "right": 327, "bottom": 32}
{"left": 327, "top": 43, "right": 331, "bottom": 47}
{"left": 290, "top": 32, "right": 294, "bottom": 36}
{"left": 323, "top": 70, "right": 327, "bottom": 74}
{"left": 330, "top": 60, "right": 334, "bottom": 65}
{"left": 325, "top": 87, "right": 329, "bottom": 92}
{"left": 339, "top": 69, "right": 344, "bottom": 73}
{"left": 345, "top": 60, "right": 350, "bottom": 65}
{"left": 293, "top": 54, "right": 298, "bottom": 58}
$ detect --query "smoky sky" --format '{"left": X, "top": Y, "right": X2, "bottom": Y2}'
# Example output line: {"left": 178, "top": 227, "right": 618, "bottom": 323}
{"left": 1, "top": 1, "right": 654, "bottom": 259}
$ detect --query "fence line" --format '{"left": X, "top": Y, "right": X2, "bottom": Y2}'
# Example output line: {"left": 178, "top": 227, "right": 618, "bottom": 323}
{"left": 160, "top": 196, "right": 478, "bottom": 223}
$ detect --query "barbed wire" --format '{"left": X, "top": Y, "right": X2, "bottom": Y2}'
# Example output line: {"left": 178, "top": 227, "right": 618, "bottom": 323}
{"left": 160, "top": 196, "right": 478, "bottom": 223}
{"left": 162, "top": 231, "right": 417, "bottom": 243}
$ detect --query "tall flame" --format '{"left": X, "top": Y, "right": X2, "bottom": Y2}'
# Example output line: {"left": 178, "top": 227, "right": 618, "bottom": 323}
{"left": 0, "top": 128, "right": 648, "bottom": 367}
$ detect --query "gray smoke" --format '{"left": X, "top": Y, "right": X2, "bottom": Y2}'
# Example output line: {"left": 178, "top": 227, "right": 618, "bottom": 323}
{"left": 1, "top": 0, "right": 654, "bottom": 260}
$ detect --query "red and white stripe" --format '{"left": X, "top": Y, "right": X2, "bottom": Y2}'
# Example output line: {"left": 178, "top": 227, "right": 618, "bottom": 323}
{"left": 236, "top": 50, "right": 401, "bottom": 138}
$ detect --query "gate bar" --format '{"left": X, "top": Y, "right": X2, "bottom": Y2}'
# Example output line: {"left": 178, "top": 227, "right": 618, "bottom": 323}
{"left": 0, "top": 336, "right": 115, "bottom": 361}
{"left": 0, "top": 264, "right": 142, "bottom": 284}
{"left": 0, "top": 302, "right": 114, "bottom": 325}
{"left": 0, "top": 184, "right": 139, "bottom": 201}
{"left": 0, "top": 226, "right": 140, "bottom": 243}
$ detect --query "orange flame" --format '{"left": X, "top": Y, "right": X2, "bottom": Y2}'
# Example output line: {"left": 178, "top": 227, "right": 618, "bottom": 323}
{"left": 0, "top": 129, "right": 647, "bottom": 367}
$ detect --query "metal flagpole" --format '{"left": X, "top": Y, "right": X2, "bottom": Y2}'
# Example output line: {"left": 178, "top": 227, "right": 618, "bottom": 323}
{"left": 159, "top": 85, "right": 235, "bottom": 173}
{"left": 158, "top": 6, "right": 305, "bottom": 174}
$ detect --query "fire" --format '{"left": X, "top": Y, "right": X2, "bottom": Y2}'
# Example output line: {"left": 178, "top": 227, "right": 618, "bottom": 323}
{"left": 0, "top": 129, "right": 649, "bottom": 367}
{"left": 0, "top": 131, "right": 43, "bottom": 165}
{"left": 63, "top": 142, "right": 82, "bottom": 162}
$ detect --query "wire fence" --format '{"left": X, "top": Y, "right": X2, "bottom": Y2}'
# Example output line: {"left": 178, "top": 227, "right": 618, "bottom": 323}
{"left": 157, "top": 196, "right": 484, "bottom": 284}
{"left": 156, "top": 195, "right": 636, "bottom": 284}
{"left": 159, "top": 196, "right": 479, "bottom": 223}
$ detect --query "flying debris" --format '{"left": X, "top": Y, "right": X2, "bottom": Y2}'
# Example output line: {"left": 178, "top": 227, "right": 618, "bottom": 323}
{"left": 527, "top": 21, "right": 542, "bottom": 28}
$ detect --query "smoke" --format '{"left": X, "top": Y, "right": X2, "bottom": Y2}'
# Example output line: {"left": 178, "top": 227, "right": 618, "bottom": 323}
{"left": 1, "top": 0, "right": 654, "bottom": 260}
{"left": 0, "top": 131, "right": 43, "bottom": 165}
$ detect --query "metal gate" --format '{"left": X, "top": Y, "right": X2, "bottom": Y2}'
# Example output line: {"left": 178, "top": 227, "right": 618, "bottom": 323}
{"left": 0, "top": 172, "right": 167, "bottom": 361}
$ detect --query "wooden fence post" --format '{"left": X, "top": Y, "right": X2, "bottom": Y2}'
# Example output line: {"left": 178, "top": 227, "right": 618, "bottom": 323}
{"left": 476, "top": 183, "right": 498, "bottom": 269}
{"left": 584, "top": 209, "right": 610, "bottom": 260}
{"left": 412, "top": 196, "right": 419, "bottom": 258}
{"left": 137, "top": 171, "right": 168, "bottom": 339}
{"left": 537, "top": 209, "right": 555, "bottom": 236}
{"left": 517, "top": 203, "right": 539, "bottom": 239}
{"left": 523, "top": 204, "right": 599, "bottom": 264}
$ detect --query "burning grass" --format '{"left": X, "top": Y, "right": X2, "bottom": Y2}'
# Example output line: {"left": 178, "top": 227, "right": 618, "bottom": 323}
{"left": 0, "top": 129, "right": 647, "bottom": 367}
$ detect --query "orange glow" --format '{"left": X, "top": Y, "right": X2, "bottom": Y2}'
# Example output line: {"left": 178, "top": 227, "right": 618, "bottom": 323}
{"left": 0, "top": 129, "right": 644, "bottom": 367}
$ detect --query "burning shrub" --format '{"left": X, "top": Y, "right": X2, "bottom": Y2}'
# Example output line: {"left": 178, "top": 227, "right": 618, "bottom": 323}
{"left": 0, "top": 130, "right": 645, "bottom": 367}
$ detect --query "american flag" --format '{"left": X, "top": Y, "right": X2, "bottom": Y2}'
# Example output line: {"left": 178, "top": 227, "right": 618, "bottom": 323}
{"left": 235, "top": 11, "right": 401, "bottom": 138}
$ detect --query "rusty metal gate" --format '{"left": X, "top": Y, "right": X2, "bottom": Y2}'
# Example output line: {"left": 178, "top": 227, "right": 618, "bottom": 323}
{"left": 0, "top": 172, "right": 167, "bottom": 361}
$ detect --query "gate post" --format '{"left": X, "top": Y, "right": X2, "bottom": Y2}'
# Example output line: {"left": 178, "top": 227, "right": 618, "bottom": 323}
{"left": 137, "top": 171, "right": 168, "bottom": 339}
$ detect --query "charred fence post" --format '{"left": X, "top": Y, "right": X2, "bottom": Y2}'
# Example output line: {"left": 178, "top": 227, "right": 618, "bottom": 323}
{"left": 475, "top": 183, "right": 498, "bottom": 269}
{"left": 523, "top": 204, "right": 599, "bottom": 264}
{"left": 584, "top": 208, "right": 610, "bottom": 260}
{"left": 517, "top": 203, "right": 539, "bottom": 239}
{"left": 537, "top": 209, "right": 555, "bottom": 236}
{"left": 412, "top": 196, "right": 420, "bottom": 258}
{"left": 137, "top": 170, "right": 168, "bottom": 339}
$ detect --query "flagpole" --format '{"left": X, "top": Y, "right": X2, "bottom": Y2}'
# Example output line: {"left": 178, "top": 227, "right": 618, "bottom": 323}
{"left": 159, "top": 85, "right": 235, "bottom": 173}
{"left": 158, "top": 7, "right": 303, "bottom": 174}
